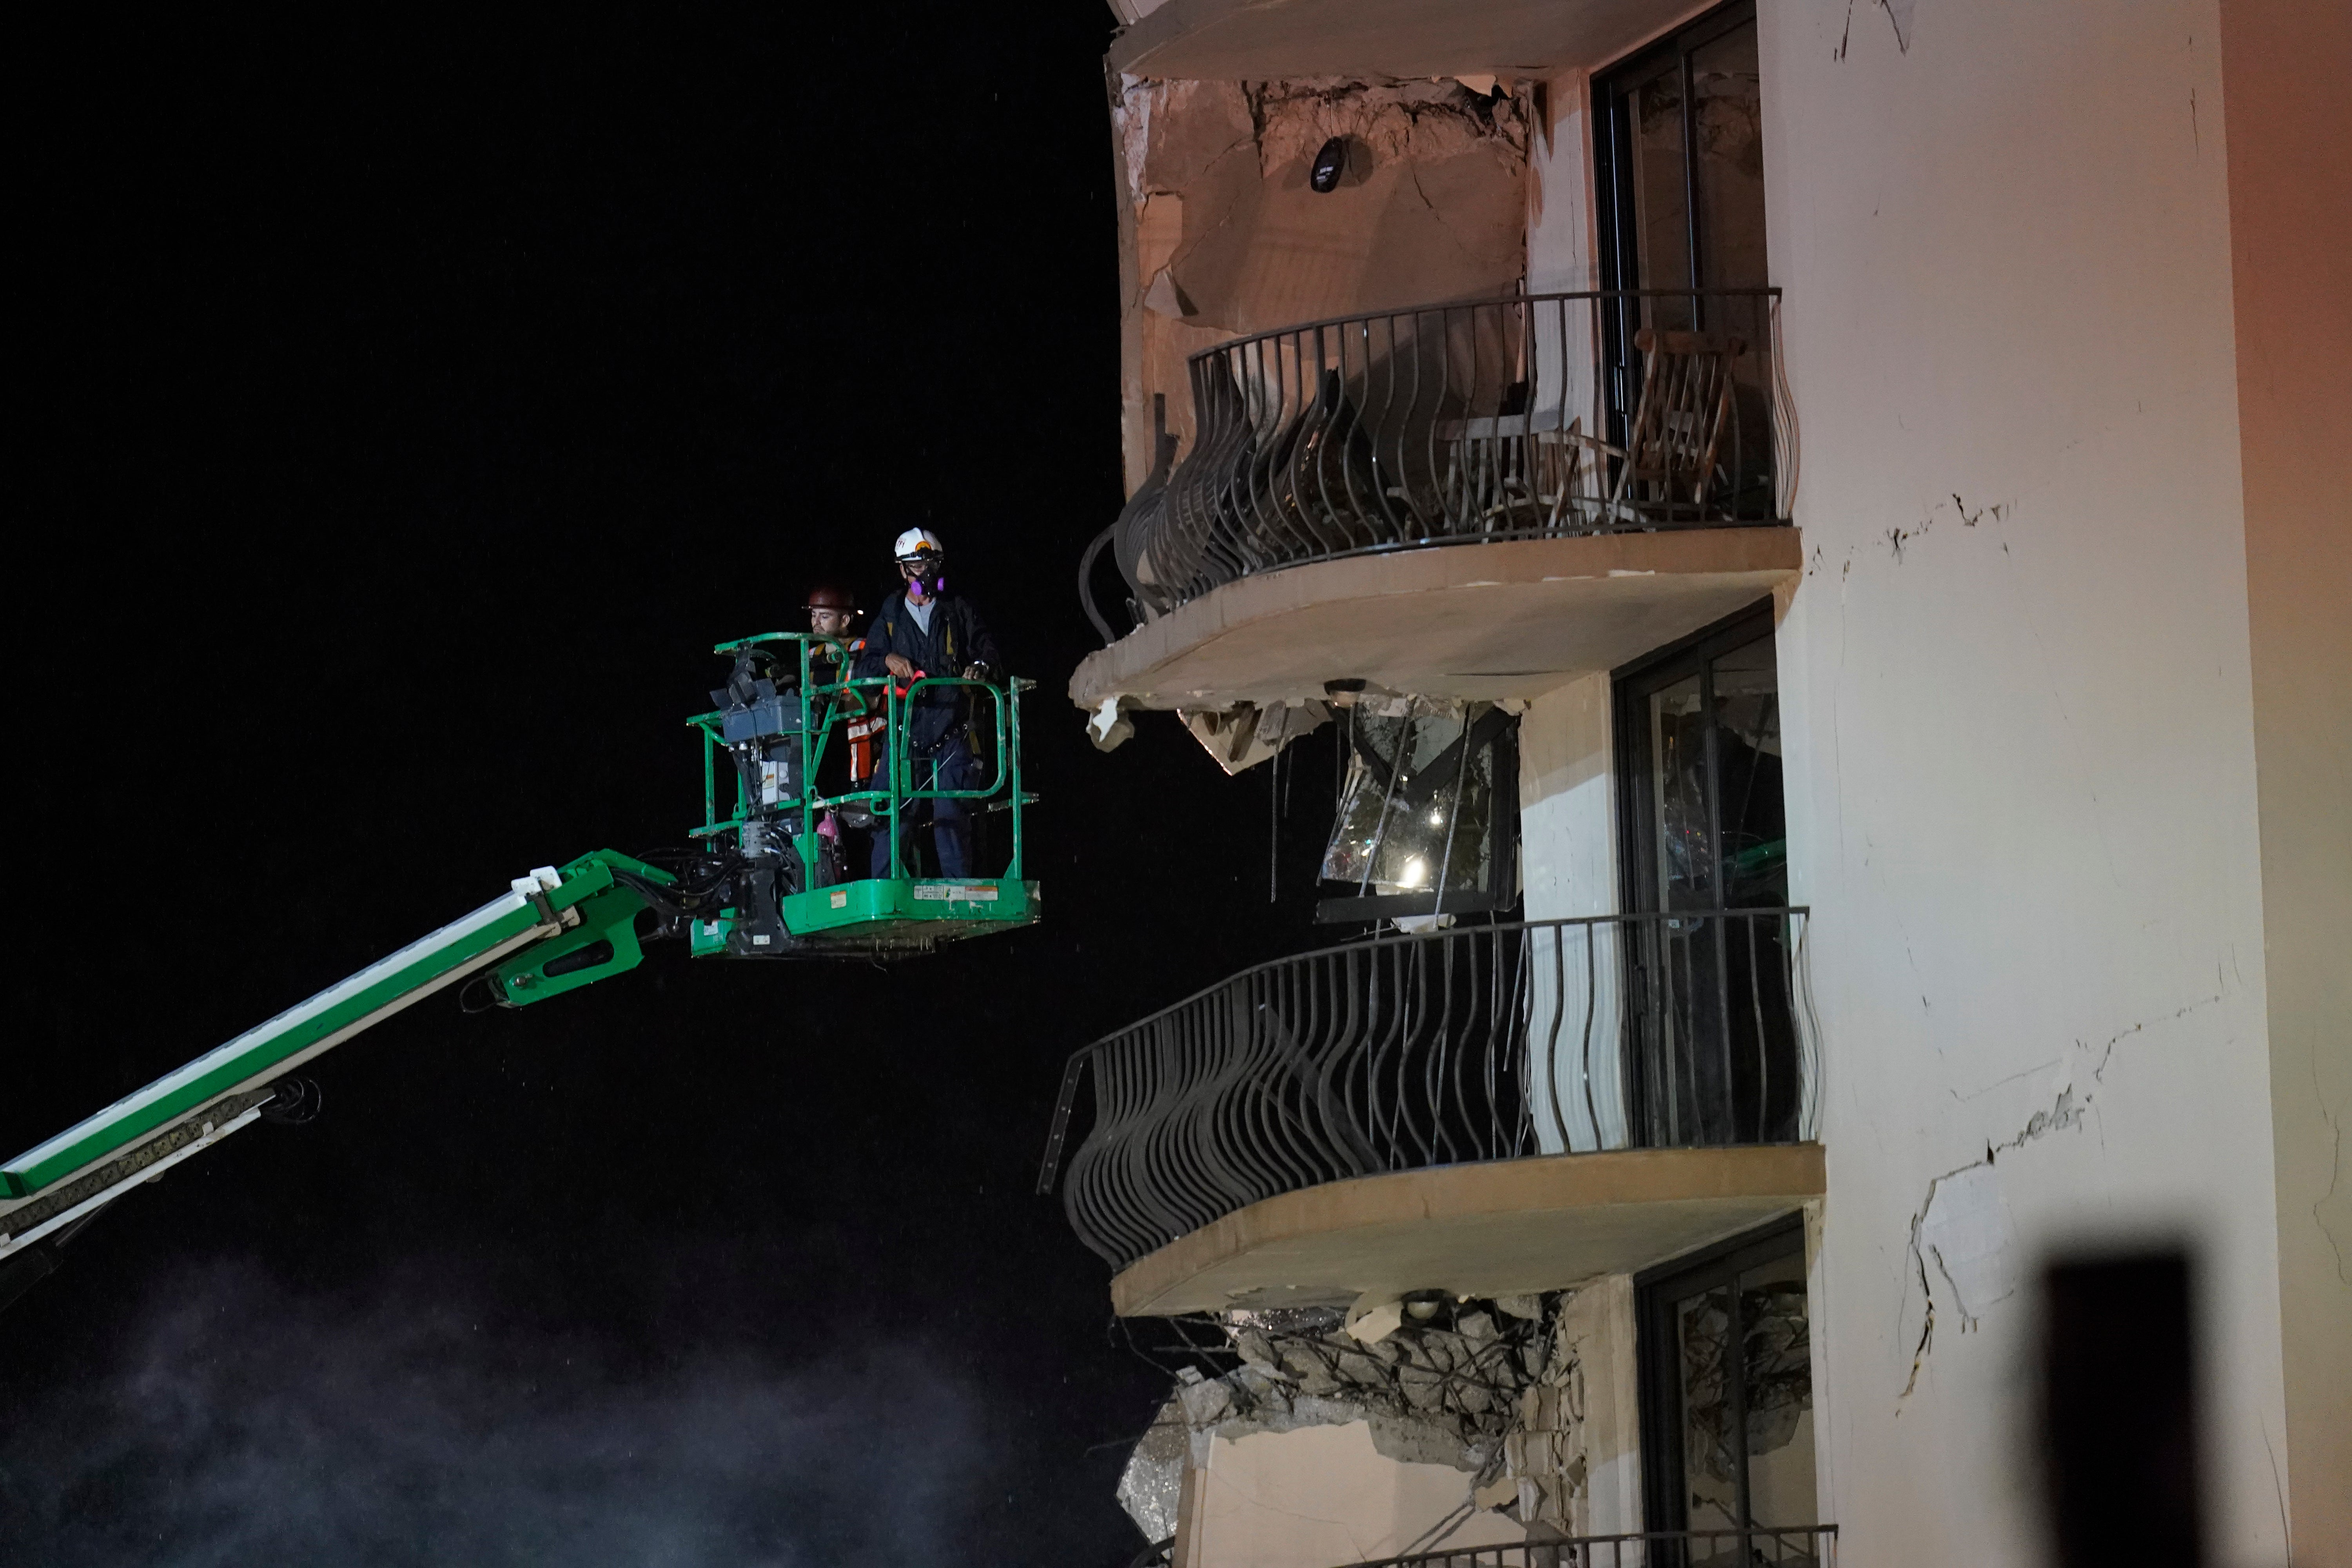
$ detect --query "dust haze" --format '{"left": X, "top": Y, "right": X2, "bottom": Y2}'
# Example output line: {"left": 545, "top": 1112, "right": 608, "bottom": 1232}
{"left": 0, "top": 1258, "right": 985, "bottom": 1566}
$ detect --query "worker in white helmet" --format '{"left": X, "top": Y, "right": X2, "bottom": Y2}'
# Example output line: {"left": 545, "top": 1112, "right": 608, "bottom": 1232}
{"left": 852, "top": 527, "right": 1004, "bottom": 878}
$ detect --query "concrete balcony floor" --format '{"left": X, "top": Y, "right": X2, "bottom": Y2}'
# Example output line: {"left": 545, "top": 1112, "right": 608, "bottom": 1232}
{"left": 1070, "top": 528, "right": 1800, "bottom": 714}
{"left": 1111, "top": 0, "right": 1687, "bottom": 80}
{"left": 1109, "top": 1143, "right": 1824, "bottom": 1317}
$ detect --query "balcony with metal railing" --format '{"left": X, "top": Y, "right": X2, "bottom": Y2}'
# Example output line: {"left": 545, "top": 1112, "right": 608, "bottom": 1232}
{"left": 1038, "top": 910, "right": 1823, "bottom": 1317}
{"left": 1331, "top": 1526, "right": 1839, "bottom": 1568}
{"left": 1116, "top": 1526, "right": 1835, "bottom": 1568}
{"left": 1074, "top": 290, "right": 1799, "bottom": 716}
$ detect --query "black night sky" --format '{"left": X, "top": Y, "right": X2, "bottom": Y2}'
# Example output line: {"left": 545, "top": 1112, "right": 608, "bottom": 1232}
{"left": 6, "top": 11, "right": 1343, "bottom": 1564}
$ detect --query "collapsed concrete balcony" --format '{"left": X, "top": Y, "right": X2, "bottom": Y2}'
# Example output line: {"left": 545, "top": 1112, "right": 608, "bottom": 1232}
{"left": 1076, "top": 290, "right": 1799, "bottom": 717}
{"left": 1037, "top": 909, "right": 1823, "bottom": 1317}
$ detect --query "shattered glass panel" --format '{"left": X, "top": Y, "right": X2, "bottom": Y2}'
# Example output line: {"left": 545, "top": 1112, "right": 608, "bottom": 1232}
{"left": 1648, "top": 673, "right": 1714, "bottom": 911}
{"left": 1115, "top": 1400, "right": 1187, "bottom": 1546}
{"left": 1712, "top": 634, "right": 1785, "bottom": 906}
{"left": 1320, "top": 698, "right": 1501, "bottom": 899}
{"left": 1739, "top": 1251, "right": 1817, "bottom": 1528}
{"left": 1672, "top": 1258, "right": 1812, "bottom": 1529}
{"left": 1677, "top": 1283, "right": 1741, "bottom": 1526}
{"left": 1625, "top": 624, "right": 1794, "bottom": 1146}
{"left": 1645, "top": 633, "right": 1783, "bottom": 911}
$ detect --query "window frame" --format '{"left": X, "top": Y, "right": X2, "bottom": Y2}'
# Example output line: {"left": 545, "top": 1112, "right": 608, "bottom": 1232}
{"left": 1314, "top": 708, "right": 1521, "bottom": 925}
{"left": 1611, "top": 599, "right": 1781, "bottom": 918}
{"left": 1633, "top": 1213, "right": 1811, "bottom": 1534}
{"left": 1592, "top": 0, "right": 1767, "bottom": 452}
{"left": 1593, "top": 0, "right": 1764, "bottom": 303}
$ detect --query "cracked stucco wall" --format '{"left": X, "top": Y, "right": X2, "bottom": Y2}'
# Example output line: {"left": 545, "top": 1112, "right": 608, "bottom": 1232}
{"left": 1757, "top": 0, "right": 2325, "bottom": 1562}
{"left": 1111, "top": 74, "right": 1530, "bottom": 494}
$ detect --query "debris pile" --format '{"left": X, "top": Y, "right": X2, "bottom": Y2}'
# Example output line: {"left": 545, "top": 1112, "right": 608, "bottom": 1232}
{"left": 1115, "top": 1291, "right": 1597, "bottom": 1543}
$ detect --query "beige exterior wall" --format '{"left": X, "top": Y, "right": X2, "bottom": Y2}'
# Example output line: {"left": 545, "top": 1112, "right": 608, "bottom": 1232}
{"left": 2217, "top": 0, "right": 2352, "bottom": 1559}
{"left": 1180, "top": 1420, "right": 1522, "bottom": 1568}
{"left": 1506, "top": 0, "right": 2337, "bottom": 1557}
{"left": 1751, "top": 0, "right": 2298, "bottom": 1562}
{"left": 1169, "top": 1281, "right": 1650, "bottom": 1564}
{"left": 1525, "top": 69, "right": 1599, "bottom": 295}
{"left": 1520, "top": 673, "right": 1617, "bottom": 924}
{"left": 1092, "top": 1, "right": 2342, "bottom": 1558}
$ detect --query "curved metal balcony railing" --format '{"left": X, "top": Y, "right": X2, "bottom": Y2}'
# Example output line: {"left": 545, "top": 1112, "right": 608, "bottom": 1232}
{"left": 1037, "top": 910, "right": 1817, "bottom": 1273}
{"left": 1082, "top": 289, "right": 1792, "bottom": 642}
{"left": 1333, "top": 1525, "right": 1838, "bottom": 1568}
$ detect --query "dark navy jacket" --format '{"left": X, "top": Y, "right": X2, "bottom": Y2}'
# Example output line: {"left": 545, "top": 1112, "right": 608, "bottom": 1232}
{"left": 853, "top": 590, "right": 1004, "bottom": 755}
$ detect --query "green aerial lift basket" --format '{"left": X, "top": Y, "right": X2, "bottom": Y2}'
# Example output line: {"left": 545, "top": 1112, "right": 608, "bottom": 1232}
{"left": 682, "top": 630, "right": 1040, "bottom": 958}
{"left": 479, "top": 633, "right": 1042, "bottom": 1004}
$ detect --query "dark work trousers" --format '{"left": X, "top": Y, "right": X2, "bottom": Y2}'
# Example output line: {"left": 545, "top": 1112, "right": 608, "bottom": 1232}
{"left": 870, "top": 737, "right": 977, "bottom": 879}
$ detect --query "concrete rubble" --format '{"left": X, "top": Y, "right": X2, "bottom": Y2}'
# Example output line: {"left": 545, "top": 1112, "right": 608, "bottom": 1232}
{"left": 1116, "top": 1292, "right": 1607, "bottom": 1543}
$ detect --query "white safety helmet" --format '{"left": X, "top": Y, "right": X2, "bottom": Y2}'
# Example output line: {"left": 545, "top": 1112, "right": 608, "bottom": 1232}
{"left": 892, "top": 526, "right": 944, "bottom": 564}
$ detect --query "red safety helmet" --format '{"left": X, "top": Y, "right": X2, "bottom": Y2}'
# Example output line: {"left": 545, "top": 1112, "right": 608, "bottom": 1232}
{"left": 805, "top": 583, "right": 863, "bottom": 619}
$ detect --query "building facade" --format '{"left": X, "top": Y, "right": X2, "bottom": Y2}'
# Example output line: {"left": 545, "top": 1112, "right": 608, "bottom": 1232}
{"left": 1049, "top": 1, "right": 2347, "bottom": 1563}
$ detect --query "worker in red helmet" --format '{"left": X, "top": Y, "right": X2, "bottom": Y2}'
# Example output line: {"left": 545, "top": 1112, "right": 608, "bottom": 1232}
{"left": 805, "top": 583, "right": 863, "bottom": 646}
{"left": 804, "top": 583, "right": 885, "bottom": 813}
{"left": 794, "top": 583, "right": 883, "bottom": 860}
{"left": 799, "top": 582, "right": 867, "bottom": 694}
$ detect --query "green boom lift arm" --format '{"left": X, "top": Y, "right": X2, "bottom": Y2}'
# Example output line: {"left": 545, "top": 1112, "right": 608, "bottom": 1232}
{"left": 1, "top": 632, "right": 1044, "bottom": 1312}
{"left": 0, "top": 849, "right": 665, "bottom": 1306}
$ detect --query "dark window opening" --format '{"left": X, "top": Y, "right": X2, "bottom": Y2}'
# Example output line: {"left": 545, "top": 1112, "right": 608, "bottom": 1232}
{"left": 1316, "top": 698, "right": 1520, "bottom": 924}
{"left": 1594, "top": 2, "right": 1775, "bottom": 515}
{"left": 1637, "top": 1218, "right": 1818, "bottom": 1538}
{"left": 1596, "top": 0, "right": 1769, "bottom": 306}
{"left": 1614, "top": 602, "right": 1798, "bottom": 1146}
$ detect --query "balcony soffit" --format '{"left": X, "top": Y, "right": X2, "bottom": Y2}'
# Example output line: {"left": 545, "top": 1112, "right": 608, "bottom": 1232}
{"left": 1108, "top": 1142, "right": 1826, "bottom": 1316}
{"left": 1069, "top": 527, "right": 1801, "bottom": 712}
{"left": 1108, "top": 0, "right": 1694, "bottom": 80}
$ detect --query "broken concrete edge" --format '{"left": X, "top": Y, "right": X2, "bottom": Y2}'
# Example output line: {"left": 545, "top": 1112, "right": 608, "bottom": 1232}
{"left": 1114, "top": 1283, "right": 1674, "bottom": 1546}
{"left": 1116, "top": 1305, "right": 1544, "bottom": 1543}
{"left": 1069, "top": 528, "right": 1807, "bottom": 713}
{"left": 1108, "top": 1143, "right": 1829, "bottom": 1317}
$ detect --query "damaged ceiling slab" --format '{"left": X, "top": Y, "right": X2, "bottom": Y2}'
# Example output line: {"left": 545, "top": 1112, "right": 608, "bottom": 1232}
{"left": 1108, "top": 0, "right": 1699, "bottom": 80}
{"left": 1115, "top": 74, "right": 1529, "bottom": 493}
{"left": 1109, "top": 1143, "right": 1824, "bottom": 1316}
{"left": 1069, "top": 528, "right": 1802, "bottom": 712}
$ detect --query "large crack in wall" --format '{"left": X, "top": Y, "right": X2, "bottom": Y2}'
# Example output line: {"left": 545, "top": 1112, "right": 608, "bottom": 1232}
{"left": 1895, "top": 990, "right": 2228, "bottom": 1403}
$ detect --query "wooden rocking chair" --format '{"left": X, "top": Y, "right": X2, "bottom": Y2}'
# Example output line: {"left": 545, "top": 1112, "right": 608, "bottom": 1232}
{"left": 1569, "top": 327, "right": 1748, "bottom": 524}
{"left": 1435, "top": 407, "right": 1602, "bottom": 537}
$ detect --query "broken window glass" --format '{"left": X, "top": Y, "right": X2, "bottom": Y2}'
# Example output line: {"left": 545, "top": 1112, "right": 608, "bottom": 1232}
{"left": 1639, "top": 1222, "right": 1816, "bottom": 1534}
{"left": 1676, "top": 1270, "right": 1812, "bottom": 1526}
{"left": 1320, "top": 697, "right": 1513, "bottom": 907}
{"left": 1618, "top": 610, "right": 1798, "bottom": 1145}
